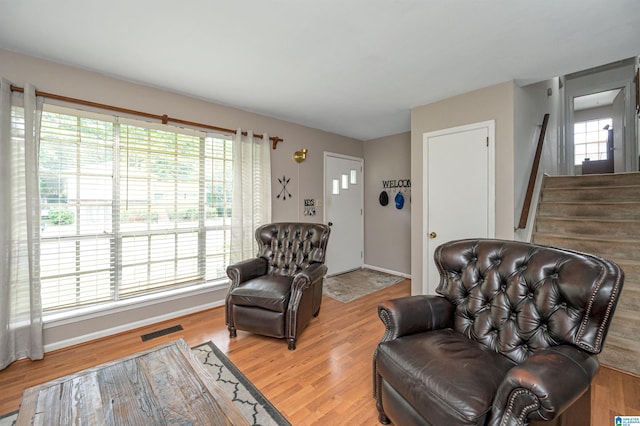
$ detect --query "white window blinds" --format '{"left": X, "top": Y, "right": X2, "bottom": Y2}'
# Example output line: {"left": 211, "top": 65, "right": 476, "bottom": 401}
{"left": 39, "top": 106, "right": 233, "bottom": 312}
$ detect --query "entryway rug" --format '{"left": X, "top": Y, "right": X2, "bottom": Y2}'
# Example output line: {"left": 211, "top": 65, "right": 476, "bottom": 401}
{"left": 323, "top": 268, "right": 404, "bottom": 303}
{"left": 0, "top": 342, "right": 290, "bottom": 426}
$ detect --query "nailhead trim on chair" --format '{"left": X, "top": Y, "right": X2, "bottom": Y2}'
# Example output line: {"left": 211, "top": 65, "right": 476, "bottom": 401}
{"left": 501, "top": 388, "right": 540, "bottom": 426}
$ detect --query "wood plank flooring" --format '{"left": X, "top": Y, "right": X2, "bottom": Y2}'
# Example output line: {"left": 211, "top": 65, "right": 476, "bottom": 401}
{"left": 1, "top": 280, "right": 639, "bottom": 425}
{"left": 15, "top": 339, "right": 248, "bottom": 426}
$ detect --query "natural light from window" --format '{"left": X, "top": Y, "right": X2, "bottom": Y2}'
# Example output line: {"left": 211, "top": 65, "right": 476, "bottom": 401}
{"left": 38, "top": 106, "right": 233, "bottom": 313}
{"left": 573, "top": 117, "right": 612, "bottom": 166}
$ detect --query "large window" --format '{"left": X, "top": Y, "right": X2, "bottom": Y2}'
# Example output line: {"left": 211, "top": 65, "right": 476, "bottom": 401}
{"left": 573, "top": 117, "right": 612, "bottom": 165}
{"left": 39, "top": 106, "right": 233, "bottom": 312}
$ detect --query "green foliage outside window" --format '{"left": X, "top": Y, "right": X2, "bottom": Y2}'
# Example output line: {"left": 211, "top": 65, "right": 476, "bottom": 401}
{"left": 48, "top": 208, "right": 75, "bottom": 225}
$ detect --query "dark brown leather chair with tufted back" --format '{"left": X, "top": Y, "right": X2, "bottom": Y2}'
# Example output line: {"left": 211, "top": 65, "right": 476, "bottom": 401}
{"left": 373, "top": 238, "right": 623, "bottom": 426}
{"left": 226, "top": 222, "right": 331, "bottom": 350}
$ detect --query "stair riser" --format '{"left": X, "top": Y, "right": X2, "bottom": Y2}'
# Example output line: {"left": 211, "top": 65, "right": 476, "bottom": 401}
{"left": 541, "top": 187, "right": 640, "bottom": 202}
{"left": 543, "top": 173, "right": 640, "bottom": 189}
{"left": 537, "top": 203, "right": 640, "bottom": 220}
{"left": 534, "top": 219, "right": 640, "bottom": 239}
{"left": 536, "top": 173, "right": 640, "bottom": 377}
{"left": 531, "top": 235, "right": 640, "bottom": 262}
{"left": 599, "top": 337, "right": 640, "bottom": 376}
{"left": 617, "top": 262, "right": 640, "bottom": 279}
{"left": 607, "top": 310, "right": 640, "bottom": 339}
{"left": 616, "top": 285, "right": 640, "bottom": 311}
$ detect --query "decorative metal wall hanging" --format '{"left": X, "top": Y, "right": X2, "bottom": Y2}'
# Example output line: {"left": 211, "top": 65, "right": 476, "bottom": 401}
{"left": 277, "top": 175, "right": 292, "bottom": 200}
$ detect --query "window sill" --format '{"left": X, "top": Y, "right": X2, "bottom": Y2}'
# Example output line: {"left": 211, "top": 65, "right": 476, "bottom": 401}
{"left": 44, "top": 279, "right": 229, "bottom": 328}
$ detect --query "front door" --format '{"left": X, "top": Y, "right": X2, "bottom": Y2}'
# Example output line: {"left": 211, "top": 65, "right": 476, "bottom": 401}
{"left": 423, "top": 121, "right": 495, "bottom": 294}
{"left": 324, "top": 153, "right": 363, "bottom": 276}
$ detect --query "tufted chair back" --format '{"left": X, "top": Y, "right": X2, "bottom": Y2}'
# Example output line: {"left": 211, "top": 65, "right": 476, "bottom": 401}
{"left": 434, "top": 238, "right": 623, "bottom": 364}
{"left": 256, "top": 222, "right": 330, "bottom": 277}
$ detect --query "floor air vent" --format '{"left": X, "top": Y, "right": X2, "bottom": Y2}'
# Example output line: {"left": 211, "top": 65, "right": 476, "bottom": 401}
{"left": 141, "top": 325, "right": 183, "bottom": 342}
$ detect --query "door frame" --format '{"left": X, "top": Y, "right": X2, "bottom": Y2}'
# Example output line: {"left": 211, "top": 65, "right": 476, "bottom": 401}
{"left": 422, "top": 120, "right": 495, "bottom": 294}
{"left": 323, "top": 152, "right": 364, "bottom": 276}
{"left": 563, "top": 61, "right": 638, "bottom": 175}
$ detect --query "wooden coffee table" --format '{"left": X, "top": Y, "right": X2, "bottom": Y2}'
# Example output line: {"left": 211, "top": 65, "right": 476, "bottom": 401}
{"left": 16, "top": 339, "right": 249, "bottom": 425}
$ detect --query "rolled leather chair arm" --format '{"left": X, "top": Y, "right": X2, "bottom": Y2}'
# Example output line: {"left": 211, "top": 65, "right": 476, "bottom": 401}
{"left": 226, "top": 257, "right": 268, "bottom": 288}
{"left": 490, "top": 345, "right": 599, "bottom": 426}
{"left": 378, "top": 295, "right": 454, "bottom": 342}
{"left": 291, "top": 262, "right": 328, "bottom": 291}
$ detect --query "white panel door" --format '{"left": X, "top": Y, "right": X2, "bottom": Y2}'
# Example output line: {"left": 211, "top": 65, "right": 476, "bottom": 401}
{"left": 324, "top": 153, "right": 363, "bottom": 276}
{"left": 423, "top": 121, "right": 495, "bottom": 294}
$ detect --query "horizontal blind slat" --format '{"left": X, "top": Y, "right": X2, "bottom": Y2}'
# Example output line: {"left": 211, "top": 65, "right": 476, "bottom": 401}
{"left": 39, "top": 108, "right": 233, "bottom": 313}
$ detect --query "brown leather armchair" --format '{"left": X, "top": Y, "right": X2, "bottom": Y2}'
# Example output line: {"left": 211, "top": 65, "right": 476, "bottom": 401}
{"left": 226, "top": 222, "right": 330, "bottom": 350}
{"left": 374, "top": 239, "right": 623, "bottom": 425}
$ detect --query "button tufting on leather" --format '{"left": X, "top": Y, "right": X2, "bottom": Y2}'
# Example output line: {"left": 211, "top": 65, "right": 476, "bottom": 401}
{"left": 428, "top": 238, "right": 624, "bottom": 372}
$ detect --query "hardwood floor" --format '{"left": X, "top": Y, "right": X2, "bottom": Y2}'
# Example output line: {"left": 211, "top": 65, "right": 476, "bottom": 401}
{"left": 1, "top": 279, "right": 639, "bottom": 425}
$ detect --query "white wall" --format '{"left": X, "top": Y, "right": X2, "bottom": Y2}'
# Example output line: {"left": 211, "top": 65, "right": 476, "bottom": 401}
{"left": 513, "top": 78, "right": 562, "bottom": 240}
{"left": 612, "top": 90, "right": 627, "bottom": 171}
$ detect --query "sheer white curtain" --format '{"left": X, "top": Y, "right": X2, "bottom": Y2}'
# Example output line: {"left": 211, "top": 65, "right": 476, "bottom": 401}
{"left": 230, "top": 129, "right": 272, "bottom": 263}
{"left": 0, "top": 78, "right": 44, "bottom": 370}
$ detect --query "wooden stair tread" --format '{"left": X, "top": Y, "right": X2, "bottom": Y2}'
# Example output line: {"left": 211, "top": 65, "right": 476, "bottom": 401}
{"left": 539, "top": 200, "right": 640, "bottom": 207}
{"left": 542, "top": 173, "right": 640, "bottom": 189}
{"left": 539, "top": 200, "right": 640, "bottom": 205}
{"left": 535, "top": 216, "right": 640, "bottom": 224}
{"left": 543, "top": 184, "right": 640, "bottom": 191}
{"left": 533, "top": 232, "right": 640, "bottom": 244}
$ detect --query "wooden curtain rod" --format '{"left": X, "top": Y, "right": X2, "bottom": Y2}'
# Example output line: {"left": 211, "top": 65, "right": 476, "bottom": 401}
{"left": 9, "top": 85, "right": 283, "bottom": 149}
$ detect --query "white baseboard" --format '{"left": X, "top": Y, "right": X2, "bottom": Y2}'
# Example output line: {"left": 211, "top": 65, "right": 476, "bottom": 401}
{"left": 363, "top": 264, "right": 411, "bottom": 280}
{"left": 44, "top": 299, "right": 225, "bottom": 353}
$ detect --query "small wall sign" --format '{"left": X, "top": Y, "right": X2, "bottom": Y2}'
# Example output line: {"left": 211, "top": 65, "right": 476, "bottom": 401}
{"left": 304, "top": 199, "right": 316, "bottom": 216}
{"left": 382, "top": 179, "right": 411, "bottom": 189}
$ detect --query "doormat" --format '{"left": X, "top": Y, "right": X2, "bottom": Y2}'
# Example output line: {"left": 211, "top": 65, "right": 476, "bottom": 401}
{"left": 323, "top": 268, "right": 404, "bottom": 303}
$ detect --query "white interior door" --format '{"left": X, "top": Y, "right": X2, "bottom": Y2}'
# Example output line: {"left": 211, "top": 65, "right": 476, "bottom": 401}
{"left": 324, "top": 153, "right": 363, "bottom": 276}
{"left": 423, "top": 121, "right": 495, "bottom": 294}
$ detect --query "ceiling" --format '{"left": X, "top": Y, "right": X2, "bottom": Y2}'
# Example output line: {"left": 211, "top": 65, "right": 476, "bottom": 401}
{"left": 573, "top": 89, "right": 622, "bottom": 111}
{"left": 1, "top": 1, "right": 639, "bottom": 141}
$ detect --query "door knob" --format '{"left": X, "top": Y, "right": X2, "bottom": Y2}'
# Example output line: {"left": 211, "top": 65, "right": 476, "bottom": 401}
{"left": 429, "top": 232, "right": 437, "bottom": 239}
{"left": 328, "top": 222, "right": 333, "bottom": 227}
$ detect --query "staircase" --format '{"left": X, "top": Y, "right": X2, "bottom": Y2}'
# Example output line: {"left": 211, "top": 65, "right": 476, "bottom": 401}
{"left": 532, "top": 172, "right": 640, "bottom": 377}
